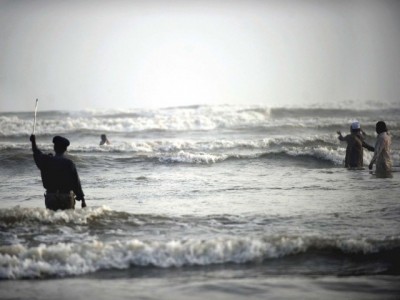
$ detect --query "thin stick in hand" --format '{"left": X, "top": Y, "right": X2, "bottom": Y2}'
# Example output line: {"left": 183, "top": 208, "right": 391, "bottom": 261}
{"left": 33, "top": 99, "right": 38, "bottom": 135}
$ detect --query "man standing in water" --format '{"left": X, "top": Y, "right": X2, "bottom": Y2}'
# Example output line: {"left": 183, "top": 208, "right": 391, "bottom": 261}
{"left": 30, "top": 134, "right": 86, "bottom": 210}
{"left": 337, "top": 121, "right": 374, "bottom": 168}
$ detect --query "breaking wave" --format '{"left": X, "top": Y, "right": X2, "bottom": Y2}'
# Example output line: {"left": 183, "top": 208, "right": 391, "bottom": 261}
{"left": 0, "top": 140, "right": 387, "bottom": 167}
{"left": 1, "top": 105, "right": 399, "bottom": 136}
{"left": 1, "top": 235, "right": 398, "bottom": 279}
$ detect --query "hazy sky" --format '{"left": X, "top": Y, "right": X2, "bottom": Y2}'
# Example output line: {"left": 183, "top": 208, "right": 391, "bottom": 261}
{"left": 0, "top": 0, "right": 399, "bottom": 112}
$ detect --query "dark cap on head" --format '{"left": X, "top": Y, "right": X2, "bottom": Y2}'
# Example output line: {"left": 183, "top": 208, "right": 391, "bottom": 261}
{"left": 53, "top": 136, "right": 70, "bottom": 147}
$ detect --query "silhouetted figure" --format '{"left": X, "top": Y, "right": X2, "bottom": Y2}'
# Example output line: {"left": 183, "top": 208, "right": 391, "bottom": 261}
{"left": 369, "top": 121, "right": 392, "bottom": 178}
{"left": 30, "top": 134, "right": 86, "bottom": 210}
{"left": 337, "top": 121, "right": 374, "bottom": 168}
{"left": 100, "top": 134, "right": 110, "bottom": 146}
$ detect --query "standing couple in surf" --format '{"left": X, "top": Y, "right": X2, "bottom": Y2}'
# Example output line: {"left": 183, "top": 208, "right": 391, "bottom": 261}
{"left": 337, "top": 120, "right": 392, "bottom": 178}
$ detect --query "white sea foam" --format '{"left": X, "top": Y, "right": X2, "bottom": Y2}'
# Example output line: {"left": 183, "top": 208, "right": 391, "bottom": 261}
{"left": 158, "top": 151, "right": 229, "bottom": 164}
{"left": 0, "top": 206, "right": 112, "bottom": 226}
{"left": 0, "top": 116, "right": 33, "bottom": 137}
{"left": 283, "top": 146, "right": 345, "bottom": 165}
{"left": 2, "top": 105, "right": 400, "bottom": 137}
{"left": 5, "top": 105, "right": 399, "bottom": 136}
{"left": 74, "top": 136, "right": 339, "bottom": 153}
{"left": 2, "top": 135, "right": 391, "bottom": 167}
{"left": 0, "top": 235, "right": 394, "bottom": 279}
{"left": 0, "top": 106, "right": 271, "bottom": 136}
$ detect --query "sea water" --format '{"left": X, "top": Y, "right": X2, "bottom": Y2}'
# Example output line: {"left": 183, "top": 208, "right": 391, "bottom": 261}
{"left": 0, "top": 105, "right": 399, "bottom": 299}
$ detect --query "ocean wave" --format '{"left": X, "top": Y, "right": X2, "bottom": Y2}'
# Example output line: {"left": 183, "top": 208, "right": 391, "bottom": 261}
{"left": 2, "top": 106, "right": 399, "bottom": 136}
{"left": 71, "top": 147, "right": 345, "bottom": 166}
{"left": 1, "top": 235, "right": 398, "bottom": 279}
{"left": 1, "top": 136, "right": 340, "bottom": 152}
{"left": 158, "top": 151, "right": 229, "bottom": 164}
{"left": 155, "top": 147, "right": 345, "bottom": 165}
{"left": 1, "top": 207, "right": 399, "bottom": 279}
{"left": 1, "top": 134, "right": 344, "bottom": 152}
{"left": 0, "top": 106, "right": 271, "bottom": 136}
{"left": 0, "top": 206, "right": 175, "bottom": 228}
{"left": 0, "top": 206, "right": 116, "bottom": 227}
{"left": 0, "top": 143, "right": 376, "bottom": 167}
{"left": 2, "top": 132, "right": 396, "bottom": 167}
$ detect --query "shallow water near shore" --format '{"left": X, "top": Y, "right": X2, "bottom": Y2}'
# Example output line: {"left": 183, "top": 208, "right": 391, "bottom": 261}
{"left": 1, "top": 105, "right": 399, "bottom": 299}
{"left": 1, "top": 275, "right": 400, "bottom": 300}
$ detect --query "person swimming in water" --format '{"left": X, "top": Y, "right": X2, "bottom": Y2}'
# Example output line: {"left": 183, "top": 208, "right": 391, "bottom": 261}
{"left": 100, "top": 134, "right": 110, "bottom": 146}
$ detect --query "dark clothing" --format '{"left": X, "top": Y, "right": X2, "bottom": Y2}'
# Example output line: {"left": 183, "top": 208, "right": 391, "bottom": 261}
{"left": 53, "top": 136, "right": 70, "bottom": 147}
{"left": 32, "top": 148, "right": 85, "bottom": 202}
{"left": 45, "top": 191, "right": 76, "bottom": 210}
{"left": 339, "top": 133, "right": 374, "bottom": 168}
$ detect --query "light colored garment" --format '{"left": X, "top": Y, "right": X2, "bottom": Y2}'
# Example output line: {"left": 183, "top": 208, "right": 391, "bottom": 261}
{"left": 371, "top": 132, "right": 392, "bottom": 177}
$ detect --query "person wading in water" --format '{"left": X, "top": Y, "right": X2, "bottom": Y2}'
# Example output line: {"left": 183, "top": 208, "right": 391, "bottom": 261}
{"left": 337, "top": 121, "right": 374, "bottom": 169}
{"left": 369, "top": 121, "right": 393, "bottom": 178}
{"left": 30, "top": 134, "right": 86, "bottom": 210}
